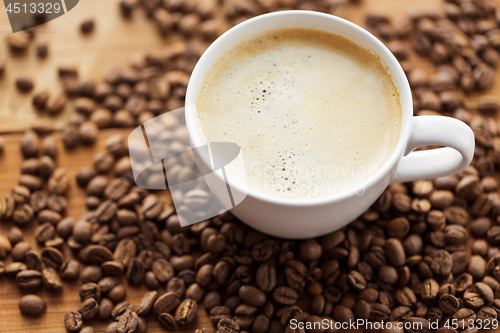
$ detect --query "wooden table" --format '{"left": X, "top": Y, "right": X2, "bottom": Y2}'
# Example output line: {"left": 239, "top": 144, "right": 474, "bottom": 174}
{"left": 0, "top": 0, "right": 500, "bottom": 332}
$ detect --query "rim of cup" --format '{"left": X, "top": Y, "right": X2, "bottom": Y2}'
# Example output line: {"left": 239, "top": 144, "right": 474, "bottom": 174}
{"left": 185, "top": 10, "right": 413, "bottom": 206}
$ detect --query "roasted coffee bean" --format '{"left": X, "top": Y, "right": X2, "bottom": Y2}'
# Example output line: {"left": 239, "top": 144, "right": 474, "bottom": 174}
{"left": 63, "top": 124, "right": 79, "bottom": 149}
{"left": 114, "top": 238, "right": 137, "bottom": 269}
{"left": 81, "top": 328, "right": 95, "bottom": 333}
{"left": 19, "top": 294, "right": 46, "bottom": 316}
{"left": 273, "top": 286, "right": 298, "bottom": 305}
{"left": 65, "top": 311, "right": 83, "bottom": 332}
{"left": 239, "top": 285, "right": 266, "bottom": 307}
{"left": 41, "top": 136, "right": 57, "bottom": 160}
{"left": 21, "top": 158, "right": 41, "bottom": 175}
{"left": 431, "top": 249, "right": 453, "bottom": 275}
{"left": 47, "top": 167, "right": 70, "bottom": 195}
{"left": 369, "top": 302, "right": 391, "bottom": 321}
{"left": 95, "top": 200, "right": 117, "bottom": 223}
{"left": 196, "top": 263, "right": 213, "bottom": 286}
{"left": 25, "top": 250, "right": 42, "bottom": 271}
{"left": 21, "top": 130, "right": 39, "bottom": 159}
{"left": 210, "top": 306, "right": 232, "bottom": 325}
{"left": 80, "top": 283, "right": 101, "bottom": 302}
{"left": 127, "top": 257, "right": 145, "bottom": 284}
{"left": 476, "top": 282, "right": 494, "bottom": 305}
{"left": 80, "top": 265, "right": 103, "bottom": 283}
{"left": 102, "top": 261, "right": 124, "bottom": 277}
{"left": 73, "top": 219, "right": 92, "bottom": 244}
{"left": 256, "top": 264, "right": 277, "bottom": 293}
{"left": 8, "top": 226, "right": 23, "bottom": 245}
{"left": 19, "top": 174, "right": 42, "bottom": 191}
{"left": 452, "top": 308, "right": 476, "bottom": 330}
{"left": 45, "top": 237, "right": 64, "bottom": 249}
{"left": 16, "top": 269, "right": 42, "bottom": 289}
{"left": 56, "top": 217, "right": 75, "bottom": 239}
{"left": 41, "top": 246, "right": 64, "bottom": 269}
{"left": 12, "top": 185, "right": 30, "bottom": 204}
{"left": 158, "top": 312, "right": 178, "bottom": 330}
{"left": 135, "top": 290, "right": 158, "bottom": 316}
{"left": 6, "top": 31, "right": 30, "bottom": 51}
{"left": 152, "top": 258, "right": 174, "bottom": 283}
{"left": 94, "top": 151, "right": 115, "bottom": 173}
{"left": 34, "top": 222, "right": 55, "bottom": 244}
{"left": 117, "top": 309, "right": 139, "bottom": 333}
{"left": 77, "top": 167, "right": 97, "bottom": 188}
{"left": 42, "top": 267, "right": 63, "bottom": 291}
{"left": 142, "top": 195, "right": 164, "bottom": 220}
{"left": 333, "top": 305, "right": 355, "bottom": 323}
{"left": 109, "top": 284, "right": 127, "bottom": 303}
{"left": 6, "top": 262, "right": 28, "bottom": 275}
{"left": 79, "top": 297, "right": 99, "bottom": 320}
{"left": 112, "top": 301, "right": 133, "bottom": 320}
{"left": 105, "top": 177, "right": 130, "bottom": 201}
{"left": 11, "top": 241, "right": 30, "bottom": 262}
{"left": 13, "top": 203, "right": 34, "bottom": 225}
{"left": 353, "top": 300, "right": 371, "bottom": 320}
{"left": 167, "top": 277, "right": 185, "bottom": 297}
{"left": 83, "top": 245, "right": 114, "bottom": 265}
{"left": 175, "top": 298, "right": 198, "bottom": 324}
{"left": 421, "top": 278, "right": 439, "bottom": 302}
{"left": 154, "top": 292, "right": 180, "bottom": 315}
{"left": 469, "top": 255, "right": 486, "bottom": 279}
{"left": 98, "top": 276, "right": 120, "bottom": 294}
{"left": 145, "top": 271, "right": 160, "bottom": 290}
{"left": 38, "top": 209, "right": 62, "bottom": 225}
{"left": 439, "top": 294, "right": 460, "bottom": 314}
{"left": 39, "top": 150, "right": 57, "bottom": 177}
{"left": 404, "top": 317, "right": 429, "bottom": 333}
{"left": 203, "top": 291, "right": 221, "bottom": 312}
{"left": 477, "top": 305, "right": 497, "bottom": 322}
{"left": 99, "top": 298, "right": 114, "bottom": 320}
{"left": 59, "top": 259, "right": 80, "bottom": 280}
{"left": 79, "top": 121, "right": 98, "bottom": 145}
{"left": 218, "top": 317, "right": 240, "bottom": 333}
{"left": 392, "top": 286, "right": 414, "bottom": 307}
{"left": 378, "top": 266, "right": 398, "bottom": 284}
{"left": 347, "top": 270, "right": 367, "bottom": 291}
{"left": 105, "top": 322, "right": 118, "bottom": 333}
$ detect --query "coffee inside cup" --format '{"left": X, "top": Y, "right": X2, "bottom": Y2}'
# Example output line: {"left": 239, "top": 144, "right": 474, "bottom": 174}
{"left": 195, "top": 28, "right": 401, "bottom": 199}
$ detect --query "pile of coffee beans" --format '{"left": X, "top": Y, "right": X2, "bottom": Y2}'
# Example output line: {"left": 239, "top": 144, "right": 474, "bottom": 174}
{"left": 3, "top": 0, "right": 500, "bottom": 332}
{"left": 365, "top": 0, "right": 500, "bottom": 120}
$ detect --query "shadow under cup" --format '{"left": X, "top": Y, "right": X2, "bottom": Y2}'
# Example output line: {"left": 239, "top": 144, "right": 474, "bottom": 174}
{"left": 185, "top": 10, "right": 414, "bottom": 239}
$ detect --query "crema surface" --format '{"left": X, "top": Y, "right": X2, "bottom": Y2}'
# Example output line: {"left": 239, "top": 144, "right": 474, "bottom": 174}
{"left": 196, "top": 28, "right": 401, "bottom": 199}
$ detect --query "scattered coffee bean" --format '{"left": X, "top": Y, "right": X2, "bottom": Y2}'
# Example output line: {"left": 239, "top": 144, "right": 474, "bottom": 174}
{"left": 18, "top": 295, "right": 46, "bottom": 316}
{"left": 175, "top": 298, "right": 198, "bottom": 324}
{"left": 81, "top": 19, "right": 95, "bottom": 34}
{"left": 16, "top": 76, "right": 34, "bottom": 92}
{"left": 136, "top": 290, "right": 158, "bottom": 316}
{"left": 65, "top": 311, "right": 83, "bottom": 332}
{"left": 0, "top": 235, "right": 12, "bottom": 259}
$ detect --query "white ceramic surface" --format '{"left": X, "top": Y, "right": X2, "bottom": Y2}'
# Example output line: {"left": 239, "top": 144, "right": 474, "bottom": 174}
{"left": 185, "top": 10, "right": 475, "bottom": 239}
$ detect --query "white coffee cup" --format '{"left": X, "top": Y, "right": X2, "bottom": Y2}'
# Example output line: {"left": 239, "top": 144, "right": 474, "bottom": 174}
{"left": 185, "top": 10, "right": 475, "bottom": 239}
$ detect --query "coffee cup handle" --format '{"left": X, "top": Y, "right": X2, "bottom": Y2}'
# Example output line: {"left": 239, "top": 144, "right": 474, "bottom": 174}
{"left": 390, "top": 116, "right": 475, "bottom": 184}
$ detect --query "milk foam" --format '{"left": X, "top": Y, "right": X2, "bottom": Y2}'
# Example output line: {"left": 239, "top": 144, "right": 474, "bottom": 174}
{"left": 196, "top": 28, "right": 401, "bottom": 199}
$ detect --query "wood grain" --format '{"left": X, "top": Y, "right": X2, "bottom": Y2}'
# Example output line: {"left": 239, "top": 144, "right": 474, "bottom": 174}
{"left": 0, "top": 0, "right": 500, "bottom": 332}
